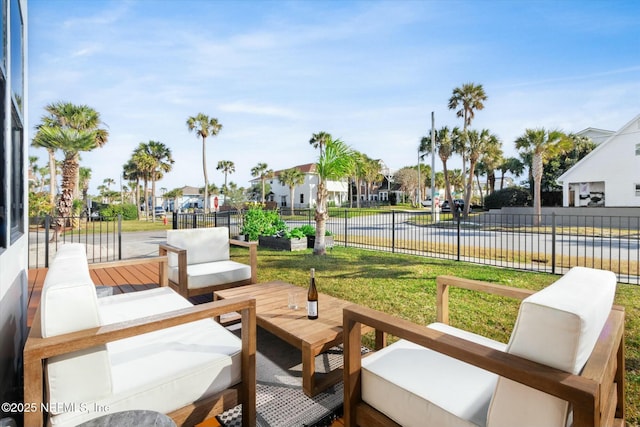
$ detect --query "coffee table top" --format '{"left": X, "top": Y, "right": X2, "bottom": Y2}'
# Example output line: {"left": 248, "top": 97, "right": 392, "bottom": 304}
{"left": 216, "top": 281, "right": 354, "bottom": 349}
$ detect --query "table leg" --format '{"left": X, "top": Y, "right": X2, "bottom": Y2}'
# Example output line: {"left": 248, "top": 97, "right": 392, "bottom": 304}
{"left": 302, "top": 341, "right": 315, "bottom": 397}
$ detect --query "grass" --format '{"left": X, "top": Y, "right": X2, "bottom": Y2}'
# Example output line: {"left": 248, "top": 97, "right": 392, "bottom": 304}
{"left": 229, "top": 245, "right": 640, "bottom": 425}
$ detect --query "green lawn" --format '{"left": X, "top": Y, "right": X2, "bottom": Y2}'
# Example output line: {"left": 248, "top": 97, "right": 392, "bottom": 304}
{"left": 230, "top": 245, "right": 640, "bottom": 425}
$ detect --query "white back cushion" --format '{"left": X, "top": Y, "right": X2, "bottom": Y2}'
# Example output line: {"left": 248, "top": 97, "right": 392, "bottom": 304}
{"left": 40, "top": 244, "right": 113, "bottom": 411}
{"left": 487, "top": 267, "right": 616, "bottom": 427}
{"left": 167, "top": 227, "right": 230, "bottom": 267}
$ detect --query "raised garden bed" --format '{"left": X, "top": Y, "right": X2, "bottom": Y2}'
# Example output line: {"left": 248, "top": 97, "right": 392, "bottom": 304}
{"left": 259, "top": 235, "right": 308, "bottom": 251}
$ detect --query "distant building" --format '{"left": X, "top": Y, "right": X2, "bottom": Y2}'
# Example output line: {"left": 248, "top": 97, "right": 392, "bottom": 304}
{"left": 558, "top": 114, "right": 640, "bottom": 207}
{"left": 252, "top": 163, "right": 349, "bottom": 208}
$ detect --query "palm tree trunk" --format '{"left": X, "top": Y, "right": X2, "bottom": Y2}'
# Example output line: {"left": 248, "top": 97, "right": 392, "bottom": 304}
{"left": 202, "top": 135, "right": 208, "bottom": 212}
{"left": 48, "top": 149, "right": 57, "bottom": 213}
{"left": 314, "top": 181, "right": 328, "bottom": 255}
{"left": 532, "top": 154, "right": 543, "bottom": 226}
{"left": 289, "top": 187, "right": 295, "bottom": 216}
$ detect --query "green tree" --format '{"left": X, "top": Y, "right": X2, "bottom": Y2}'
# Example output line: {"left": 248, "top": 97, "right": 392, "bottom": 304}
{"left": 309, "top": 131, "right": 332, "bottom": 156}
{"left": 251, "top": 162, "right": 273, "bottom": 203}
{"left": 448, "top": 83, "right": 487, "bottom": 205}
{"left": 541, "top": 134, "right": 596, "bottom": 191}
{"left": 393, "top": 167, "right": 419, "bottom": 205}
{"left": 79, "top": 167, "right": 92, "bottom": 214}
{"left": 32, "top": 102, "right": 109, "bottom": 223}
{"left": 278, "top": 167, "right": 305, "bottom": 215}
{"left": 216, "top": 160, "right": 235, "bottom": 194}
{"left": 130, "top": 145, "right": 155, "bottom": 220}
{"left": 314, "top": 137, "right": 353, "bottom": 255}
{"left": 421, "top": 126, "right": 456, "bottom": 210}
{"left": 186, "top": 113, "right": 222, "bottom": 212}
{"left": 143, "top": 141, "right": 174, "bottom": 221}
{"left": 463, "top": 129, "right": 500, "bottom": 214}
{"left": 123, "top": 159, "right": 143, "bottom": 219}
{"left": 515, "top": 128, "right": 572, "bottom": 225}
{"left": 498, "top": 157, "right": 525, "bottom": 190}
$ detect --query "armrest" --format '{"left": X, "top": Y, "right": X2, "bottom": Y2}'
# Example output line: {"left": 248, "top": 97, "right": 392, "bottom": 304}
{"left": 343, "top": 303, "right": 604, "bottom": 426}
{"left": 159, "top": 243, "right": 187, "bottom": 288}
{"left": 435, "top": 275, "right": 536, "bottom": 324}
{"left": 230, "top": 240, "right": 258, "bottom": 284}
{"left": 24, "top": 296, "right": 256, "bottom": 427}
{"left": 89, "top": 256, "right": 168, "bottom": 287}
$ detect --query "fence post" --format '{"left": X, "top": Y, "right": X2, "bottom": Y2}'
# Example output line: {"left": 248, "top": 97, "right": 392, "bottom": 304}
{"left": 45, "top": 215, "right": 50, "bottom": 268}
{"left": 118, "top": 215, "right": 122, "bottom": 260}
{"left": 344, "top": 209, "right": 348, "bottom": 248}
{"left": 192, "top": 213, "right": 197, "bottom": 229}
{"left": 392, "top": 210, "right": 396, "bottom": 253}
{"left": 456, "top": 214, "right": 461, "bottom": 261}
{"left": 172, "top": 212, "right": 178, "bottom": 229}
{"left": 551, "top": 212, "right": 556, "bottom": 275}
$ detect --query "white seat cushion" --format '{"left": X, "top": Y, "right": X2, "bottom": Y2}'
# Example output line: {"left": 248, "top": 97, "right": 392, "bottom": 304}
{"left": 50, "top": 287, "right": 243, "bottom": 426}
{"left": 167, "top": 227, "right": 230, "bottom": 266}
{"left": 169, "top": 260, "right": 251, "bottom": 289}
{"left": 362, "top": 323, "right": 507, "bottom": 427}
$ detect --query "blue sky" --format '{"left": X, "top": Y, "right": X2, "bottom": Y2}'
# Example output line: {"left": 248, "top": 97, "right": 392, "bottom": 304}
{"left": 28, "top": 0, "right": 640, "bottom": 195}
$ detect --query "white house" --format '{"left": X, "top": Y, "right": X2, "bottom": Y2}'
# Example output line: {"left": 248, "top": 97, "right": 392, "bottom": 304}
{"left": 252, "top": 163, "right": 349, "bottom": 209}
{"left": 575, "top": 127, "right": 615, "bottom": 145}
{"left": 0, "top": 0, "right": 28, "bottom": 417}
{"left": 558, "top": 114, "right": 640, "bottom": 207}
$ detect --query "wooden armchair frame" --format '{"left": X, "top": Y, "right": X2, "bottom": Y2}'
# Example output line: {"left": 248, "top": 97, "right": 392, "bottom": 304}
{"left": 344, "top": 275, "right": 625, "bottom": 427}
{"left": 159, "top": 238, "right": 258, "bottom": 299}
{"left": 24, "top": 295, "right": 257, "bottom": 427}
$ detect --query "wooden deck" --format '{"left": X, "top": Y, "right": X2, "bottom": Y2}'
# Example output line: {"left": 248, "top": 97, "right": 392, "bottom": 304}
{"left": 26, "top": 260, "right": 344, "bottom": 427}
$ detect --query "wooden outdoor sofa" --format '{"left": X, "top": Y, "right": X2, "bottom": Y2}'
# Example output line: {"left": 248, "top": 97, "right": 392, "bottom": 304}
{"left": 344, "top": 266, "right": 625, "bottom": 427}
{"left": 23, "top": 243, "right": 256, "bottom": 427}
{"left": 159, "top": 227, "right": 258, "bottom": 300}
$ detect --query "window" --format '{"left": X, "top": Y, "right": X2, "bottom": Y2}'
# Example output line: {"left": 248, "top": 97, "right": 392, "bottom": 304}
{"left": 10, "top": 106, "right": 23, "bottom": 242}
{"left": 300, "top": 193, "right": 304, "bottom": 204}
{"left": 636, "top": 184, "right": 640, "bottom": 197}
{"left": 636, "top": 143, "right": 640, "bottom": 156}
{"left": 10, "top": 0, "right": 22, "bottom": 113}
{"left": 0, "top": 76, "right": 5, "bottom": 248}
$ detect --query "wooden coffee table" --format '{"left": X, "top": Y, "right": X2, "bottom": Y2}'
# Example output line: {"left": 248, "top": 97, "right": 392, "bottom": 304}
{"left": 216, "top": 280, "right": 382, "bottom": 397}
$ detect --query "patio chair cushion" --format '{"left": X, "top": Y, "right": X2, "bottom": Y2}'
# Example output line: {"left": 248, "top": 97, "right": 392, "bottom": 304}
{"left": 486, "top": 266, "right": 617, "bottom": 427}
{"left": 39, "top": 244, "right": 113, "bottom": 411}
{"left": 166, "top": 227, "right": 229, "bottom": 267}
{"left": 168, "top": 260, "right": 252, "bottom": 289}
{"left": 49, "top": 287, "right": 242, "bottom": 427}
{"left": 361, "top": 323, "right": 507, "bottom": 427}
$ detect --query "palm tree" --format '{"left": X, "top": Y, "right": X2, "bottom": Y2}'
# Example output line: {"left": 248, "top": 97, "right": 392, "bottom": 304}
{"left": 364, "top": 156, "right": 382, "bottom": 203}
{"left": 186, "top": 113, "right": 222, "bottom": 212}
{"left": 421, "top": 126, "right": 456, "bottom": 210}
{"left": 216, "top": 160, "right": 235, "bottom": 194}
{"left": 103, "top": 177, "right": 115, "bottom": 190}
{"left": 33, "top": 102, "right": 109, "bottom": 221}
{"left": 515, "top": 128, "right": 572, "bottom": 225}
{"left": 130, "top": 145, "right": 155, "bottom": 220}
{"left": 350, "top": 151, "right": 367, "bottom": 208}
{"left": 309, "top": 131, "right": 332, "bottom": 156}
{"left": 314, "top": 137, "right": 353, "bottom": 255}
{"left": 251, "top": 162, "right": 273, "bottom": 202}
{"left": 32, "top": 102, "right": 109, "bottom": 225}
{"left": 278, "top": 167, "right": 305, "bottom": 215}
{"left": 123, "top": 159, "right": 143, "bottom": 219}
{"left": 463, "top": 129, "right": 500, "bottom": 215}
{"left": 498, "top": 157, "right": 524, "bottom": 190}
{"left": 448, "top": 83, "right": 487, "bottom": 204}
{"left": 79, "top": 167, "right": 92, "bottom": 215}
{"left": 144, "top": 141, "right": 174, "bottom": 221}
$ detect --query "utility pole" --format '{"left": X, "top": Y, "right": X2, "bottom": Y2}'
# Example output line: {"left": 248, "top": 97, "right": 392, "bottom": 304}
{"left": 431, "top": 111, "right": 436, "bottom": 222}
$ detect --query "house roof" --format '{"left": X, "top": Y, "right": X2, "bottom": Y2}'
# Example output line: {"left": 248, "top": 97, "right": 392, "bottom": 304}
{"left": 250, "top": 163, "right": 317, "bottom": 183}
{"left": 558, "top": 113, "right": 640, "bottom": 182}
{"left": 179, "top": 185, "right": 201, "bottom": 196}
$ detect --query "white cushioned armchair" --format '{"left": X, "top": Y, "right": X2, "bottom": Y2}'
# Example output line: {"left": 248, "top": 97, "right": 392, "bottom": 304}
{"left": 343, "top": 267, "right": 625, "bottom": 427}
{"left": 24, "top": 243, "right": 257, "bottom": 427}
{"left": 159, "top": 227, "right": 258, "bottom": 299}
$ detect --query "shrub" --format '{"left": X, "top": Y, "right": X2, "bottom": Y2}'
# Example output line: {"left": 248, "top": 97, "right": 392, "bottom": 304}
{"left": 99, "top": 203, "right": 138, "bottom": 220}
{"left": 241, "top": 204, "right": 287, "bottom": 240}
{"left": 298, "top": 224, "right": 316, "bottom": 237}
{"left": 484, "top": 187, "right": 532, "bottom": 209}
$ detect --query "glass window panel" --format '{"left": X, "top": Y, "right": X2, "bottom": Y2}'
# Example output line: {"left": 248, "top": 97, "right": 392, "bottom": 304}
{"left": 10, "top": 105, "right": 23, "bottom": 242}
{"left": 10, "top": 0, "right": 21, "bottom": 112}
{"left": 0, "top": 76, "right": 5, "bottom": 248}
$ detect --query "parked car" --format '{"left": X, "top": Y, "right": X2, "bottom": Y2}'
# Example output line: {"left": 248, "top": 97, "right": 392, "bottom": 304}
{"left": 421, "top": 197, "right": 432, "bottom": 207}
{"left": 154, "top": 206, "right": 167, "bottom": 218}
{"left": 440, "top": 199, "right": 470, "bottom": 213}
